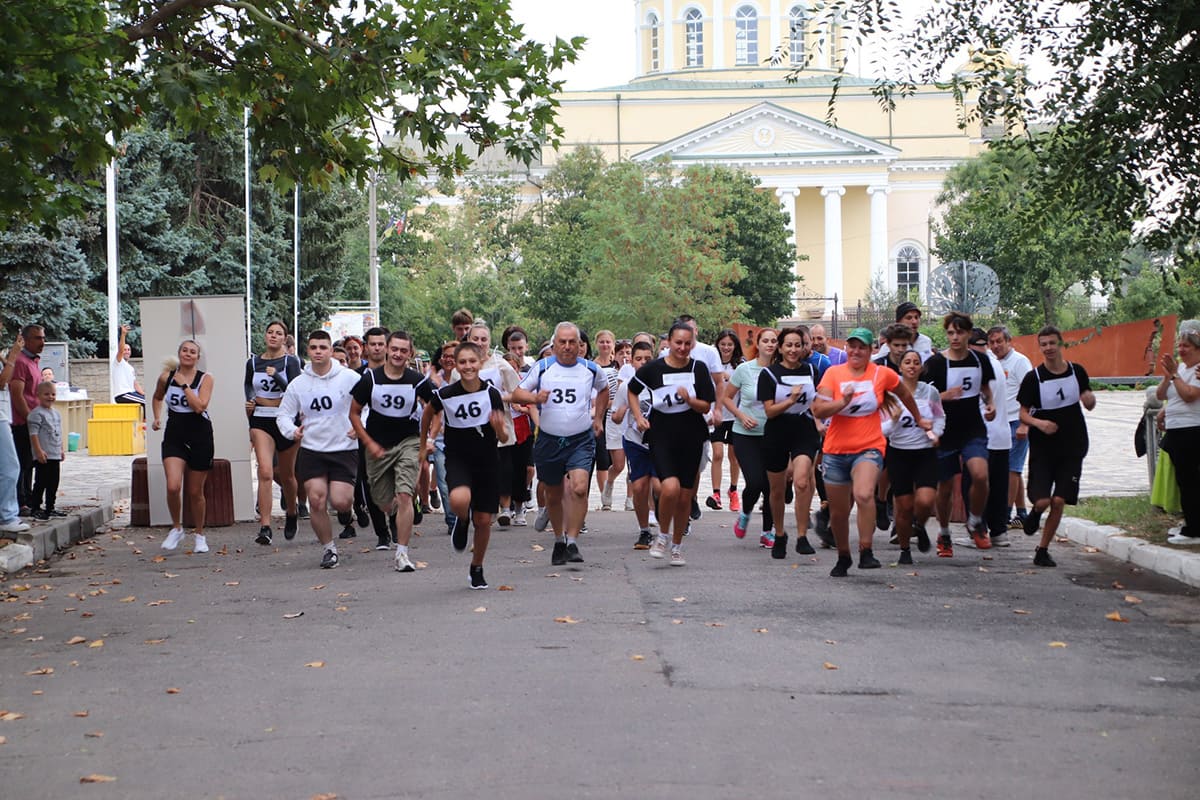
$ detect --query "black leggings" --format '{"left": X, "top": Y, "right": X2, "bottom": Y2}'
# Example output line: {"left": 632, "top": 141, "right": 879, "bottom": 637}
{"left": 731, "top": 433, "right": 773, "bottom": 532}
{"left": 509, "top": 437, "right": 532, "bottom": 505}
{"left": 1167, "top": 426, "right": 1200, "bottom": 536}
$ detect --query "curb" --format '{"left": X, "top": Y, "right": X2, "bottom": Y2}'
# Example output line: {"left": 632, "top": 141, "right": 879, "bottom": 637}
{"left": 4, "top": 481, "right": 130, "bottom": 570}
{"left": 1060, "top": 516, "right": 1200, "bottom": 589}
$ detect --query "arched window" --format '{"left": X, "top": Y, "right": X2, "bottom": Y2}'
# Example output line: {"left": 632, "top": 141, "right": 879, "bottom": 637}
{"left": 685, "top": 8, "right": 704, "bottom": 68}
{"left": 895, "top": 244, "right": 924, "bottom": 297}
{"left": 788, "top": 5, "right": 807, "bottom": 67}
{"left": 648, "top": 12, "right": 660, "bottom": 72}
{"left": 735, "top": 6, "right": 758, "bottom": 66}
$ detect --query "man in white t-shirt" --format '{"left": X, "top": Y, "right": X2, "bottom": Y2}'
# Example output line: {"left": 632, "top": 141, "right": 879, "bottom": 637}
{"left": 969, "top": 329, "right": 1013, "bottom": 546}
{"left": 112, "top": 324, "right": 145, "bottom": 404}
{"left": 988, "top": 325, "right": 1033, "bottom": 527}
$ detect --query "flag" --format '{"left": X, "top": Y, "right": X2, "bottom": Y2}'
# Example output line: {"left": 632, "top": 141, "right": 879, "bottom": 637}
{"left": 382, "top": 211, "right": 408, "bottom": 239}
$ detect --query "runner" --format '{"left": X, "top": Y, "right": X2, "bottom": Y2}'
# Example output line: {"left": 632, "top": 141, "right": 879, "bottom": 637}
{"left": 350, "top": 330, "right": 435, "bottom": 568}
{"left": 426, "top": 341, "right": 461, "bottom": 536}
{"left": 151, "top": 340, "right": 215, "bottom": 554}
{"left": 511, "top": 322, "right": 609, "bottom": 566}
{"left": 921, "top": 312, "right": 998, "bottom": 556}
{"left": 451, "top": 308, "right": 474, "bottom": 342}
{"left": 611, "top": 341, "right": 658, "bottom": 549}
{"left": 422, "top": 342, "right": 508, "bottom": 589}
{"left": 276, "top": 330, "right": 362, "bottom": 569}
{"left": 727, "top": 327, "right": 777, "bottom": 545}
{"left": 895, "top": 302, "right": 936, "bottom": 362}
{"left": 872, "top": 322, "right": 913, "bottom": 536}
{"left": 759, "top": 326, "right": 822, "bottom": 558}
{"left": 665, "top": 315, "right": 726, "bottom": 522}
{"left": 812, "top": 328, "right": 929, "bottom": 577}
{"left": 628, "top": 322, "right": 716, "bottom": 566}
{"left": 968, "top": 328, "right": 1013, "bottom": 547}
{"left": 244, "top": 321, "right": 303, "bottom": 546}
{"left": 592, "top": 329, "right": 623, "bottom": 511}
{"left": 987, "top": 325, "right": 1033, "bottom": 528}
{"left": 809, "top": 324, "right": 847, "bottom": 366}
{"left": 708, "top": 329, "right": 743, "bottom": 513}
{"left": 464, "top": 323, "right": 521, "bottom": 527}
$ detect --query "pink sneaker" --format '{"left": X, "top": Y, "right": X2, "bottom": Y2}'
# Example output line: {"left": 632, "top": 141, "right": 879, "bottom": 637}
{"left": 759, "top": 531, "right": 775, "bottom": 549}
{"left": 733, "top": 512, "right": 749, "bottom": 539}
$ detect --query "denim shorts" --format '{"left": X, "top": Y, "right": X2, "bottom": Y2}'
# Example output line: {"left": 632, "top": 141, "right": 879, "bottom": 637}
{"left": 937, "top": 436, "right": 990, "bottom": 481}
{"left": 820, "top": 448, "right": 884, "bottom": 485}
{"left": 532, "top": 429, "right": 595, "bottom": 486}
{"left": 1008, "top": 420, "right": 1030, "bottom": 473}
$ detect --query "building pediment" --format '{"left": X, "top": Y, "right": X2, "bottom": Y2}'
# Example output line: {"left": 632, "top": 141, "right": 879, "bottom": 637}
{"left": 631, "top": 102, "right": 900, "bottom": 167}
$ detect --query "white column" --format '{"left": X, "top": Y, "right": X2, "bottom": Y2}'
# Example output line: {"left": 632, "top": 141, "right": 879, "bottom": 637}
{"left": 712, "top": 0, "right": 725, "bottom": 69}
{"left": 867, "top": 184, "right": 890, "bottom": 292}
{"left": 663, "top": 0, "right": 675, "bottom": 71}
{"left": 821, "top": 185, "right": 845, "bottom": 314}
{"left": 775, "top": 186, "right": 798, "bottom": 245}
{"left": 769, "top": 0, "right": 782, "bottom": 63}
{"left": 634, "top": 2, "right": 643, "bottom": 77}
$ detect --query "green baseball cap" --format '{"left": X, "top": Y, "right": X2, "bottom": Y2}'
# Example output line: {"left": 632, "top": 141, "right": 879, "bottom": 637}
{"left": 846, "top": 327, "right": 875, "bottom": 345}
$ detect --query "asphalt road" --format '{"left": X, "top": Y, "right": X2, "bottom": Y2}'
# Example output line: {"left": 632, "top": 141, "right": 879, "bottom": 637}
{"left": 2, "top": 510, "right": 1198, "bottom": 799}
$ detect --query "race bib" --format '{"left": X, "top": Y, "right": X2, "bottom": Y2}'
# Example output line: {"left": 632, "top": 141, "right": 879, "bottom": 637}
{"left": 946, "top": 365, "right": 981, "bottom": 399}
{"left": 838, "top": 380, "right": 879, "bottom": 417}
{"left": 443, "top": 389, "right": 491, "bottom": 429}
{"left": 372, "top": 384, "right": 417, "bottom": 419}
{"left": 778, "top": 375, "right": 813, "bottom": 416}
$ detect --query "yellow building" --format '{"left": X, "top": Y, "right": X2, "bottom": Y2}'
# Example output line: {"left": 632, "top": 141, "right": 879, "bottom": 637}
{"left": 547, "top": 0, "right": 987, "bottom": 315}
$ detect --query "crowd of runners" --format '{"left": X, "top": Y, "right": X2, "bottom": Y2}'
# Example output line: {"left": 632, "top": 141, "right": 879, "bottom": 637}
{"left": 145, "top": 302, "right": 1114, "bottom": 588}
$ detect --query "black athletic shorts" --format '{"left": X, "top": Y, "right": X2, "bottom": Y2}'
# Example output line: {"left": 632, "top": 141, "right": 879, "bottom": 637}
{"left": 161, "top": 416, "right": 214, "bottom": 471}
{"left": 885, "top": 446, "right": 939, "bottom": 496}
{"left": 295, "top": 448, "right": 358, "bottom": 486}
{"left": 1027, "top": 445, "right": 1084, "bottom": 505}
{"left": 649, "top": 434, "right": 705, "bottom": 489}
{"left": 593, "top": 433, "right": 612, "bottom": 471}
{"left": 763, "top": 415, "right": 820, "bottom": 473}
{"left": 445, "top": 449, "right": 500, "bottom": 513}
{"left": 709, "top": 420, "right": 734, "bottom": 444}
{"left": 248, "top": 414, "right": 296, "bottom": 452}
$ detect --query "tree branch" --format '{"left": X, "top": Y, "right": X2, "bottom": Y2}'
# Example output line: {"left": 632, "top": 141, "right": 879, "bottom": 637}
{"left": 123, "top": 0, "right": 223, "bottom": 43}
{"left": 223, "top": 1, "right": 330, "bottom": 54}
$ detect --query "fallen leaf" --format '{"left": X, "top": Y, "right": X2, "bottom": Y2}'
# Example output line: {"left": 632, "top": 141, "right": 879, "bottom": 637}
{"left": 498, "top": 585, "right": 514, "bottom": 591}
{"left": 0, "top": 735, "right": 6, "bottom": 744}
{"left": 80, "top": 612, "right": 93, "bottom": 618}
{"left": 414, "top": 561, "right": 428, "bottom": 569}
{"left": 73, "top": 710, "right": 89, "bottom": 717}
{"left": 85, "top": 731, "right": 103, "bottom": 738}
{"left": 282, "top": 612, "right": 304, "bottom": 620}
{"left": 1083, "top": 546, "right": 1099, "bottom": 553}
{"left": 823, "top": 662, "right": 839, "bottom": 670}
{"left": 304, "top": 661, "right": 325, "bottom": 668}
{"left": 31, "top": 690, "right": 43, "bottom": 696}
{"left": 9, "top": 583, "right": 30, "bottom": 592}
{"left": 63, "top": 608, "right": 76, "bottom": 613}
{"left": 570, "top": 576, "right": 584, "bottom": 582}
{"left": 25, "top": 636, "right": 43, "bottom": 642}
{"left": 554, "top": 616, "right": 580, "bottom": 624}
{"left": 165, "top": 687, "right": 180, "bottom": 694}
{"left": 545, "top": 573, "right": 560, "bottom": 578}
{"left": 753, "top": 628, "right": 769, "bottom": 634}
{"left": 0, "top": 711, "right": 26, "bottom": 721}
{"left": 151, "top": 556, "right": 165, "bottom": 563}
{"left": 474, "top": 607, "right": 487, "bottom": 613}
{"left": 705, "top": 622, "right": 725, "bottom": 628}
{"left": 80, "top": 774, "right": 117, "bottom": 783}
{"left": 977, "top": 567, "right": 990, "bottom": 573}
{"left": 1124, "top": 594, "right": 1143, "bottom": 605}
{"left": 335, "top": 606, "right": 348, "bottom": 612}
{"left": 67, "top": 636, "right": 86, "bottom": 645}
{"left": 336, "top": 592, "right": 351, "bottom": 598}
{"left": 825, "top": 640, "right": 837, "bottom": 645}
{"left": 1112, "top": 581, "right": 1126, "bottom": 590}
{"left": 88, "top": 639, "right": 104, "bottom": 648}
{"left": 531, "top": 544, "right": 545, "bottom": 552}
{"left": 631, "top": 654, "right": 645, "bottom": 661}
{"left": 311, "top": 584, "right": 326, "bottom": 591}
{"left": 163, "top": 572, "right": 179, "bottom": 578}
{"left": 224, "top": 581, "right": 239, "bottom": 587}
{"left": 118, "top": 596, "right": 136, "bottom": 603}
{"left": 1013, "top": 609, "right": 1031, "bottom": 615}
{"left": 671, "top": 619, "right": 683, "bottom": 625}
{"left": 310, "top": 793, "right": 338, "bottom": 800}
{"left": 1105, "top": 610, "right": 1129, "bottom": 623}
{"left": 25, "top": 667, "right": 53, "bottom": 676}
{"left": 1048, "top": 641, "right": 1068, "bottom": 648}
{"left": 673, "top": 597, "right": 687, "bottom": 603}
{"left": 146, "top": 600, "right": 172, "bottom": 607}
{"left": 143, "top": 638, "right": 166, "bottom": 645}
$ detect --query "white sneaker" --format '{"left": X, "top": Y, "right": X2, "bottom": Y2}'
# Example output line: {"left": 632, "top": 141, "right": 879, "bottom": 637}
{"left": 624, "top": 496, "right": 634, "bottom": 512}
{"left": 1167, "top": 530, "right": 1200, "bottom": 545}
{"left": 193, "top": 534, "right": 209, "bottom": 553}
{"left": 162, "top": 527, "right": 186, "bottom": 551}
{"left": 394, "top": 550, "right": 415, "bottom": 572}
{"left": 0, "top": 520, "right": 30, "bottom": 533}
{"left": 669, "top": 548, "right": 686, "bottom": 566}
{"left": 513, "top": 509, "right": 527, "bottom": 526}
{"left": 649, "top": 536, "right": 668, "bottom": 559}
{"left": 600, "top": 483, "right": 613, "bottom": 511}
{"left": 648, "top": 509, "right": 658, "bottom": 527}
{"left": 533, "top": 507, "right": 550, "bottom": 532}
{"left": 497, "top": 509, "right": 512, "bottom": 528}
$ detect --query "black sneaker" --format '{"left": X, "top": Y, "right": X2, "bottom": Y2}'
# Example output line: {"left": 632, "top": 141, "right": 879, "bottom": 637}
{"left": 297, "top": 502, "right": 310, "bottom": 520}
{"left": 429, "top": 489, "right": 441, "bottom": 510}
{"left": 771, "top": 532, "right": 788, "bottom": 559}
{"left": 690, "top": 498, "right": 702, "bottom": 521}
{"left": 1023, "top": 509, "right": 1043, "bottom": 537}
{"left": 795, "top": 535, "right": 816, "bottom": 555}
{"left": 469, "top": 564, "right": 488, "bottom": 590}
{"left": 375, "top": 535, "right": 391, "bottom": 551}
{"left": 355, "top": 504, "right": 369, "bottom": 528}
{"left": 898, "top": 548, "right": 913, "bottom": 565}
{"left": 255, "top": 526, "right": 273, "bottom": 546}
{"left": 551, "top": 541, "right": 567, "bottom": 566}
{"left": 634, "top": 531, "right": 653, "bottom": 550}
{"left": 875, "top": 498, "right": 891, "bottom": 531}
{"left": 320, "top": 549, "right": 339, "bottom": 569}
{"left": 413, "top": 497, "right": 424, "bottom": 525}
{"left": 829, "top": 554, "right": 853, "bottom": 577}
{"left": 1033, "top": 547, "right": 1057, "bottom": 567}
{"left": 451, "top": 517, "right": 470, "bottom": 553}
{"left": 914, "top": 522, "right": 931, "bottom": 553}
{"left": 858, "top": 548, "right": 882, "bottom": 569}
{"left": 32, "top": 508, "right": 50, "bottom": 521}
{"left": 814, "top": 522, "right": 835, "bottom": 550}
{"left": 48, "top": 509, "right": 67, "bottom": 518}
{"left": 565, "top": 542, "right": 584, "bottom": 563}
{"left": 338, "top": 525, "right": 356, "bottom": 539}
{"left": 283, "top": 514, "right": 298, "bottom": 540}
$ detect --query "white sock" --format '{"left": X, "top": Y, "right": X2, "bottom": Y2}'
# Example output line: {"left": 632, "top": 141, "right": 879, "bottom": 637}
{"left": 940, "top": 526, "right": 951, "bottom": 537}
{"left": 396, "top": 544, "right": 408, "bottom": 555}
{"left": 671, "top": 543, "right": 682, "bottom": 553}
{"left": 566, "top": 536, "right": 577, "bottom": 545}
{"left": 967, "top": 513, "right": 982, "bottom": 528}
{"left": 325, "top": 542, "right": 337, "bottom": 554}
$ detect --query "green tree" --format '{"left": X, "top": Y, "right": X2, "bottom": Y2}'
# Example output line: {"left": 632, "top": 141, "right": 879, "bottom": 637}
{"left": 0, "top": 220, "right": 97, "bottom": 354}
{"left": 1, "top": 0, "right": 581, "bottom": 227}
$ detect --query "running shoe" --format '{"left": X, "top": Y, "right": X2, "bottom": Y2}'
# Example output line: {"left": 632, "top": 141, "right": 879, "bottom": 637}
{"left": 497, "top": 509, "right": 512, "bottom": 528}
{"left": 634, "top": 531, "right": 654, "bottom": 550}
{"left": 875, "top": 498, "right": 891, "bottom": 531}
{"left": 913, "top": 522, "right": 931, "bottom": 553}
{"left": 898, "top": 549, "right": 913, "bottom": 565}
{"left": 534, "top": 507, "right": 550, "bottom": 532}
{"left": 320, "top": 549, "right": 339, "bottom": 569}
{"left": 297, "top": 502, "right": 310, "bottom": 519}
{"left": 829, "top": 554, "right": 853, "bottom": 577}
{"left": 795, "top": 535, "right": 815, "bottom": 555}
{"left": 649, "top": 536, "right": 668, "bottom": 559}
{"left": 513, "top": 509, "right": 527, "bottom": 526}
{"left": 733, "top": 512, "right": 750, "bottom": 539}
{"left": 469, "top": 564, "right": 488, "bottom": 589}
{"left": 624, "top": 496, "right": 634, "bottom": 511}
{"left": 813, "top": 519, "right": 835, "bottom": 550}
{"left": 283, "top": 514, "right": 298, "bottom": 541}
{"left": 193, "top": 534, "right": 209, "bottom": 553}
{"left": 669, "top": 548, "right": 686, "bottom": 566}
{"left": 936, "top": 534, "right": 953, "bottom": 558}
{"left": 355, "top": 505, "right": 369, "bottom": 528}
{"left": 412, "top": 498, "right": 424, "bottom": 525}
{"left": 728, "top": 489, "right": 740, "bottom": 512}
{"left": 32, "top": 508, "right": 50, "bottom": 521}
{"left": 49, "top": 509, "right": 67, "bottom": 518}
{"left": 551, "top": 541, "right": 568, "bottom": 566}
{"left": 395, "top": 551, "right": 415, "bottom": 572}
{"left": 579, "top": 523, "right": 588, "bottom": 534}
{"left": 255, "top": 526, "right": 273, "bottom": 546}
{"left": 429, "top": 489, "right": 441, "bottom": 510}
{"left": 968, "top": 521, "right": 992, "bottom": 550}
{"left": 888, "top": 529, "right": 899, "bottom": 545}
{"left": 0, "top": 520, "right": 30, "bottom": 533}
{"left": 338, "top": 525, "right": 356, "bottom": 540}
{"left": 771, "top": 532, "right": 788, "bottom": 559}
{"left": 451, "top": 517, "right": 470, "bottom": 553}
{"left": 1022, "top": 509, "right": 1043, "bottom": 537}
{"left": 376, "top": 535, "right": 391, "bottom": 551}
{"left": 1167, "top": 528, "right": 1200, "bottom": 545}
{"left": 858, "top": 548, "right": 881, "bottom": 569}
{"left": 759, "top": 531, "right": 775, "bottom": 549}
{"left": 565, "top": 542, "right": 584, "bottom": 563}
{"left": 1033, "top": 547, "right": 1056, "bottom": 567}
{"left": 991, "top": 532, "right": 1010, "bottom": 548}
{"left": 706, "top": 491, "right": 722, "bottom": 510}
{"left": 162, "top": 527, "right": 185, "bottom": 551}
{"left": 690, "top": 498, "right": 702, "bottom": 521}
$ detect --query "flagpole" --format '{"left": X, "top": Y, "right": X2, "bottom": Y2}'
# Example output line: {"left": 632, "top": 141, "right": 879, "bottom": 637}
{"left": 293, "top": 182, "right": 300, "bottom": 340}
{"left": 244, "top": 106, "right": 252, "bottom": 353}
{"left": 368, "top": 174, "right": 379, "bottom": 325}
{"left": 105, "top": 138, "right": 119, "bottom": 401}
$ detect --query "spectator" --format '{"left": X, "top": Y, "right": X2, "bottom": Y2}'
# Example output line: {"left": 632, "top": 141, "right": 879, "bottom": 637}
{"left": 9, "top": 324, "right": 46, "bottom": 515}
{"left": 1156, "top": 320, "right": 1200, "bottom": 545}
{"left": 0, "top": 336, "right": 30, "bottom": 533}
{"left": 113, "top": 323, "right": 146, "bottom": 404}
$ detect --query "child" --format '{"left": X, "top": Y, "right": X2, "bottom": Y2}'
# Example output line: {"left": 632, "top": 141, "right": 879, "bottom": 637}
{"left": 27, "top": 381, "right": 65, "bottom": 521}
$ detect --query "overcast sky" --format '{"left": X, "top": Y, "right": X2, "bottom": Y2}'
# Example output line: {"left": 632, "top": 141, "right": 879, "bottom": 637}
{"left": 508, "top": 0, "right": 641, "bottom": 90}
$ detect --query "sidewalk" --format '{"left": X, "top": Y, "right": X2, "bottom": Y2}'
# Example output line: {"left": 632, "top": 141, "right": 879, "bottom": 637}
{"left": 4, "top": 391, "right": 1197, "bottom": 585}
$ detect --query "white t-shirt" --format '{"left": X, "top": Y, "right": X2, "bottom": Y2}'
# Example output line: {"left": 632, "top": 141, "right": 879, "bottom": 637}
{"left": 518, "top": 356, "right": 608, "bottom": 437}
{"left": 980, "top": 350, "right": 1012, "bottom": 449}
{"left": 113, "top": 358, "right": 137, "bottom": 396}
{"left": 1165, "top": 362, "right": 1200, "bottom": 430}
{"left": 996, "top": 347, "right": 1033, "bottom": 423}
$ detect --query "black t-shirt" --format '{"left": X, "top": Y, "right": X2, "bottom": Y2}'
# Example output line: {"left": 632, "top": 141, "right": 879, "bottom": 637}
{"left": 921, "top": 350, "right": 995, "bottom": 447}
{"left": 756, "top": 362, "right": 819, "bottom": 416}
{"left": 1017, "top": 362, "right": 1091, "bottom": 453}
{"left": 429, "top": 380, "right": 504, "bottom": 452}
{"left": 872, "top": 353, "right": 902, "bottom": 375}
{"left": 243, "top": 354, "right": 303, "bottom": 405}
{"left": 628, "top": 358, "right": 715, "bottom": 442}
{"left": 351, "top": 366, "right": 435, "bottom": 448}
